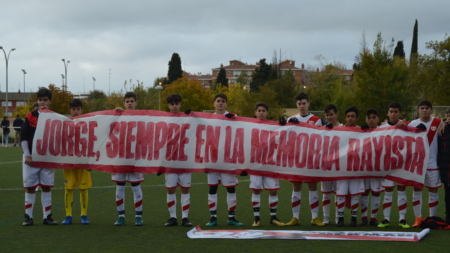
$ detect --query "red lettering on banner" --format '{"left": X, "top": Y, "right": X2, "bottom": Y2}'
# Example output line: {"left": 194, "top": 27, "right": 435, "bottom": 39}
{"left": 125, "top": 121, "right": 137, "bottom": 159}
{"left": 166, "top": 123, "right": 180, "bottom": 161}
{"left": 204, "top": 125, "right": 220, "bottom": 163}
{"left": 49, "top": 120, "right": 62, "bottom": 156}
{"left": 195, "top": 125, "right": 206, "bottom": 163}
{"left": 135, "top": 122, "right": 154, "bottom": 160}
{"left": 154, "top": 122, "right": 168, "bottom": 160}
{"left": 410, "top": 137, "right": 425, "bottom": 175}
{"left": 178, "top": 124, "right": 190, "bottom": 161}
{"left": 371, "top": 136, "right": 384, "bottom": 172}
{"left": 307, "top": 134, "right": 322, "bottom": 170}
{"left": 276, "top": 131, "right": 296, "bottom": 167}
{"left": 321, "top": 136, "right": 330, "bottom": 170}
{"left": 75, "top": 121, "right": 88, "bottom": 157}
{"left": 267, "top": 131, "right": 279, "bottom": 165}
{"left": 87, "top": 121, "right": 98, "bottom": 159}
{"left": 251, "top": 129, "right": 269, "bottom": 164}
{"left": 224, "top": 127, "right": 245, "bottom": 164}
{"left": 347, "top": 138, "right": 360, "bottom": 171}
{"left": 106, "top": 122, "right": 120, "bottom": 158}
{"left": 403, "top": 136, "right": 414, "bottom": 172}
{"left": 325, "top": 136, "right": 340, "bottom": 171}
{"left": 360, "top": 137, "right": 373, "bottom": 172}
{"left": 119, "top": 122, "right": 127, "bottom": 158}
{"left": 383, "top": 135, "right": 392, "bottom": 171}
{"left": 36, "top": 119, "right": 52, "bottom": 155}
{"left": 61, "top": 121, "right": 75, "bottom": 156}
{"left": 295, "top": 133, "right": 309, "bottom": 168}
{"left": 391, "top": 136, "right": 404, "bottom": 170}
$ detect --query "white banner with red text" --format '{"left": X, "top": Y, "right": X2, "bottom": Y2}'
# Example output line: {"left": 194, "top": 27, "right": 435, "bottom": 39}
{"left": 32, "top": 109, "right": 429, "bottom": 188}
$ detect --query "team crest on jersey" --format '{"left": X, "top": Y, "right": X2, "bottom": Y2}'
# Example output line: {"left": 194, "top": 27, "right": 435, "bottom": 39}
{"left": 431, "top": 126, "right": 436, "bottom": 131}
{"left": 308, "top": 120, "right": 314, "bottom": 124}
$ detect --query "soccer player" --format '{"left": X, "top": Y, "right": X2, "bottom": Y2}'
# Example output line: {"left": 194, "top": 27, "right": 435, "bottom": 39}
{"left": 438, "top": 108, "right": 450, "bottom": 223}
{"left": 378, "top": 103, "right": 411, "bottom": 228}
{"left": 335, "top": 106, "right": 365, "bottom": 227}
{"left": 359, "top": 108, "right": 382, "bottom": 226}
{"left": 250, "top": 102, "right": 285, "bottom": 227}
{"left": 283, "top": 92, "right": 325, "bottom": 226}
{"left": 206, "top": 93, "right": 243, "bottom": 227}
{"left": 163, "top": 93, "right": 192, "bottom": 227}
{"left": 113, "top": 92, "right": 144, "bottom": 226}
{"left": 406, "top": 101, "right": 443, "bottom": 227}
{"left": 321, "top": 104, "right": 342, "bottom": 225}
{"left": 61, "top": 99, "right": 92, "bottom": 225}
{"left": 21, "top": 88, "right": 57, "bottom": 226}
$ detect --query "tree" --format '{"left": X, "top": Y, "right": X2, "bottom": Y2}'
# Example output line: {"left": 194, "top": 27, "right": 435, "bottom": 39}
{"left": 267, "top": 70, "right": 300, "bottom": 108}
{"left": 235, "top": 70, "right": 249, "bottom": 86}
{"left": 161, "top": 78, "right": 214, "bottom": 112}
{"left": 216, "top": 68, "right": 229, "bottom": 88}
{"left": 250, "top": 59, "right": 272, "bottom": 92}
{"left": 167, "top": 53, "right": 183, "bottom": 84}
{"left": 393, "top": 41, "right": 405, "bottom": 58}
{"left": 21, "top": 84, "right": 73, "bottom": 115}
{"left": 410, "top": 19, "right": 418, "bottom": 60}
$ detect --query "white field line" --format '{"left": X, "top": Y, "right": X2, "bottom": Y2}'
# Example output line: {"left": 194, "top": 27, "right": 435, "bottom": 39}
{"left": 0, "top": 161, "right": 21, "bottom": 164}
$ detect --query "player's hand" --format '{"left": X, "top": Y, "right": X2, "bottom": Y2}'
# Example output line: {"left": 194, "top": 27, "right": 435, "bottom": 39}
{"left": 240, "top": 171, "right": 248, "bottom": 176}
{"left": 184, "top": 109, "right": 192, "bottom": 115}
{"left": 225, "top": 113, "right": 236, "bottom": 118}
{"left": 396, "top": 121, "right": 407, "bottom": 127}
{"left": 24, "top": 156, "right": 33, "bottom": 167}
{"left": 416, "top": 123, "right": 426, "bottom": 131}
{"left": 115, "top": 107, "right": 124, "bottom": 112}
{"left": 278, "top": 117, "right": 286, "bottom": 125}
{"left": 288, "top": 117, "right": 299, "bottom": 124}
{"left": 361, "top": 124, "right": 370, "bottom": 130}
{"left": 326, "top": 123, "right": 333, "bottom": 129}
{"left": 157, "top": 172, "right": 163, "bottom": 176}
{"left": 87, "top": 169, "right": 92, "bottom": 172}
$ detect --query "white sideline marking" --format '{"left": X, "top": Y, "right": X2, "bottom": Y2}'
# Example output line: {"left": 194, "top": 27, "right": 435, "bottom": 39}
{"left": 0, "top": 161, "right": 21, "bottom": 165}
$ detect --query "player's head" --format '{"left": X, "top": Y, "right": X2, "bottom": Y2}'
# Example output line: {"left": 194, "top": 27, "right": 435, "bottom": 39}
{"left": 213, "top": 93, "right": 228, "bottom": 112}
{"left": 32, "top": 102, "right": 39, "bottom": 111}
{"left": 254, "top": 102, "right": 269, "bottom": 120}
{"left": 37, "top": 88, "right": 52, "bottom": 110}
{"left": 295, "top": 92, "right": 309, "bottom": 115}
{"left": 387, "top": 102, "right": 402, "bottom": 123}
{"left": 123, "top": 92, "right": 137, "bottom": 110}
{"left": 324, "top": 104, "right": 338, "bottom": 125}
{"left": 3, "top": 116, "right": 6, "bottom": 121}
{"left": 16, "top": 114, "right": 21, "bottom": 119}
{"left": 417, "top": 100, "right": 432, "bottom": 119}
{"left": 365, "top": 108, "right": 379, "bottom": 129}
{"left": 166, "top": 93, "right": 182, "bottom": 113}
{"left": 69, "top": 99, "right": 83, "bottom": 117}
{"left": 345, "top": 106, "right": 359, "bottom": 127}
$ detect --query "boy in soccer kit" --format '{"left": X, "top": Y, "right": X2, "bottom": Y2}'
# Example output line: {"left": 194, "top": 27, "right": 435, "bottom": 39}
{"left": 283, "top": 92, "right": 325, "bottom": 226}
{"left": 61, "top": 99, "right": 92, "bottom": 225}
{"left": 113, "top": 92, "right": 144, "bottom": 226}
{"left": 335, "top": 106, "right": 365, "bottom": 227}
{"left": 250, "top": 102, "right": 285, "bottom": 227}
{"left": 206, "top": 93, "right": 243, "bottom": 227}
{"left": 163, "top": 94, "right": 192, "bottom": 227}
{"left": 378, "top": 103, "right": 411, "bottom": 228}
{"left": 359, "top": 108, "right": 382, "bottom": 226}
{"left": 21, "top": 88, "right": 57, "bottom": 226}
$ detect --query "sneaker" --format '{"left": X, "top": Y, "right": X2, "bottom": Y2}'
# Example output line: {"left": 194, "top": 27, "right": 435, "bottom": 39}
{"left": 369, "top": 218, "right": 379, "bottom": 226}
{"left": 43, "top": 214, "right": 57, "bottom": 225}
{"left": 182, "top": 218, "right": 192, "bottom": 227}
{"left": 270, "top": 217, "right": 285, "bottom": 226}
{"left": 285, "top": 217, "right": 299, "bottom": 226}
{"left": 412, "top": 217, "right": 422, "bottom": 228}
{"left": 252, "top": 220, "right": 261, "bottom": 227}
{"left": 81, "top": 215, "right": 90, "bottom": 225}
{"left": 336, "top": 217, "right": 344, "bottom": 227}
{"left": 350, "top": 217, "right": 357, "bottom": 227}
{"left": 164, "top": 217, "right": 177, "bottom": 227}
{"left": 311, "top": 217, "right": 325, "bottom": 226}
{"left": 23, "top": 214, "right": 33, "bottom": 226}
{"left": 227, "top": 217, "right": 244, "bottom": 226}
{"left": 206, "top": 216, "right": 218, "bottom": 227}
{"left": 377, "top": 219, "right": 391, "bottom": 228}
{"left": 359, "top": 218, "right": 368, "bottom": 226}
{"left": 114, "top": 216, "right": 125, "bottom": 226}
{"left": 398, "top": 219, "right": 410, "bottom": 228}
{"left": 323, "top": 216, "right": 330, "bottom": 225}
{"left": 62, "top": 216, "right": 73, "bottom": 225}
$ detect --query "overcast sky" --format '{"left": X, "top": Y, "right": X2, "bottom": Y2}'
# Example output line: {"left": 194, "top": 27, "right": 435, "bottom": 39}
{"left": 0, "top": 0, "right": 449, "bottom": 94}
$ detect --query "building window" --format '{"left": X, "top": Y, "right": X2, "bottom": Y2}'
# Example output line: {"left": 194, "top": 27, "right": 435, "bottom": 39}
{"left": 1, "top": 101, "right": 12, "bottom": 106}
{"left": 16, "top": 101, "right": 27, "bottom": 106}
{"left": 247, "top": 71, "right": 252, "bottom": 76}
{"left": 227, "top": 71, "right": 230, "bottom": 75}
{"left": 345, "top": 76, "right": 350, "bottom": 80}
{"left": 292, "top": 71, "right": 295, "bottom": 75}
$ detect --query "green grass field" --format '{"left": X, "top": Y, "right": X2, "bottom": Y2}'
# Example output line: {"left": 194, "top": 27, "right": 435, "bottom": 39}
{"left": 0, "top": 147, "right": 448, "bottom": 252}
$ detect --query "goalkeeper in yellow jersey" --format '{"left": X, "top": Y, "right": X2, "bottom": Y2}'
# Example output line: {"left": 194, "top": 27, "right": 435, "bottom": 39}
{"left": 62, "top": 99, "right": 92, "bottom": 225}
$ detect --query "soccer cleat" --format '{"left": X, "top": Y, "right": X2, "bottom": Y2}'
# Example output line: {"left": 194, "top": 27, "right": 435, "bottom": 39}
{"left": 164, "top": 217, "right": 177, "bottom": 227}
{"left": 114, "top": 217, "right": 125, "bottom": 226}
{"left": 359, "top": 218, "right": 368, "bottom": 226}
{"left": 182, "top": 218, "right": 192, "bottom": 227}
{"left": 369, "top": 218, "right": 379, "bottom": 226}
{"left": 80, "top": 215, "right": 90, "bottom": 225}
{"left": 135, "top": 217, "right": 144, "bottom": 226}
{"left": 227, "top": 217, "right": 244, "bottom": 226}
{"left": 412, "top": 217, "right": 422, "bottom": 228}
{"left": 336, "top": 217, "right": 344, "bottom": 227}
{"left": 285, "top": 217, "right": 299, "bottom": 226}
{"left": 323, "top": 216, "right": 330, "bottom": 225}
{"left": 206, "top": 216, "right": 218, "bottom": 227}
{"left": 350, "top": 217, "right": 357, "bottom": 227}
{"left": 311, "top": 217, "right": 325, "bottom": 226}
{"left": 43, "top": 214, "right": 57, "bottom": 225}
{"left": 270, "top": 217, "right": 286, "bottom": 226}
{"left": 23, "top": 214, "right": 33, "bottom": 226}
{"left": 62, "top": 216, "right": 73, "bottom": 225}
{"left": 252, "top": 220, "right": 261, "bottom": 227}
{"left": 377, "top": 219, "right": 391, "bottom": 228}
{"left": 398, "top": 219, "right": 410, "bottom": 228}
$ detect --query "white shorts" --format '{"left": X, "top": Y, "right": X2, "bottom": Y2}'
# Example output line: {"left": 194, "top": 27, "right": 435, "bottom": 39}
{"left": 22, "top": 155, "right": 55, "bottom": 188}
{"left": 364, "top": 178, "right": 384, "bottom": 193}
{"left": 335, "top": 179, "right": 365, "bottom": 196}
{"left": 208, "top": 172, "right": 238, "bottom": 187}
{"left": 165, "top": 173, "right": 192, "bottom": 189}
{"left": 381, "top": 179, "right": 406, "bottom": 188}
{"left": 111, "top": 173, "right": 144, "bottom": 183}
{"left": 249, "top": 175, "right": 280, "bottom": 190}
{"left": 321, "top": 181, "right": 336, "bottom": 193}
{"left": 425, "top": 169, "right": 441, "bottom": 188}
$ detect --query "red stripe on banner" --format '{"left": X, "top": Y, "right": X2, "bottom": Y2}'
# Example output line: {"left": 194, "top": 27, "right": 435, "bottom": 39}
{"left": 167, "top": 200, "right": 175, "bottom": 208}
{"left": 413, "top": 200, "right": 420, "bottom": 206}
{"left": 310, "top": 201, "right": 319, "bottom": 210}
{"left": 252, "top": 202, "right": 259, "bottom": 207}
{"left": 361, "top": 207, "right": 367, "bottom": 213}
{"left": 208, "top": 202, "right": 215, "bottom": 209}
{"left": 116, "top": 199, "right": 124, "bottom": 207}
{"left": 229, "top": 205, "right": 236, "bottom": 211}
{"left": 398, "top": 203, "right": 407, "bottom": 211}
{"left": 428, "top": 201, "right": 438, "bottom": 208}
{"left": 134, "top": 199, "right": 143, "bottom": 208}
{"left": 383, "top": 202, "right": 392, "bottom": 209}
{"left": 269, "top": 202, "right": 278, "bottom": 208}
{"left": 45, "top": 205, "right": 51, "bottom": 211}
{"left": 292, "top": 199, "right": 301, "bottom": 208}
{"left": 182, "top": 204, "right": 190, "bottom": 211}
{"left": 371, "top": 208, "right": 378, "bottom": 214}
{"left": 322, "top": 199, "right": 331, "bottom": 206}
{"left": 25, "top": 204, "right": 32, "bottom": 209}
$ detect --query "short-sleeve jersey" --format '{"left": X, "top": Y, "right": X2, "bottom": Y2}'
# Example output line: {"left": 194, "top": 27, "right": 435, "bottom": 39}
{"left": 21, "top": 110, "right": 39, "bottom": 154}
{"left": 288, "top": 113, "right": 322, "bottom": 126}
{"left": 408, "top": 117, "right": 443, "bottom": 169}
{"left": 379, "top": 120, "right": 409, "bottom": 128}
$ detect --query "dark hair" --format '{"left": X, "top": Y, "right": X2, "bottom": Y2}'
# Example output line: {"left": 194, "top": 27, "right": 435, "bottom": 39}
{"left": 388, "top": 102, "right": 402, "bottom": 112}
{"left": 124, "top": 92, "right": 137, "bottom": 101}
{"left": 345, "top": 106, "right": 359, "bottom": 117}
{"left": 166, "top": 93, "right": 182, "bottom": 104}
{"left": 214, "top": 93, "right": 227, "bottom": 102}
{"left": 295, "top": 92, "right": 309, "bottom": 102}
{"left": 16, "top": 115, "right": 20, "bottom": 117}
{"left": 37, "top": 88, "right": 52, "bottom": 100}
{"left": 69, "top": 99, "right": 83, "bottom": 108}
{"left": 32, "top": 102, "right": 39, "bottom": 109}
{"left": 417, "top": 100, "right": 432, "bottom": 109}
{"left": 255, "top": 102, "right": 269, "bottom": 111}
{"left": 446, "top": 108, "right": 450, "bottom": 114}
{"left": 366, "top": 108, "right": 378, "bottom": 117}
{"left": 324, "top": 104, "right": 338, "bottom": 114}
